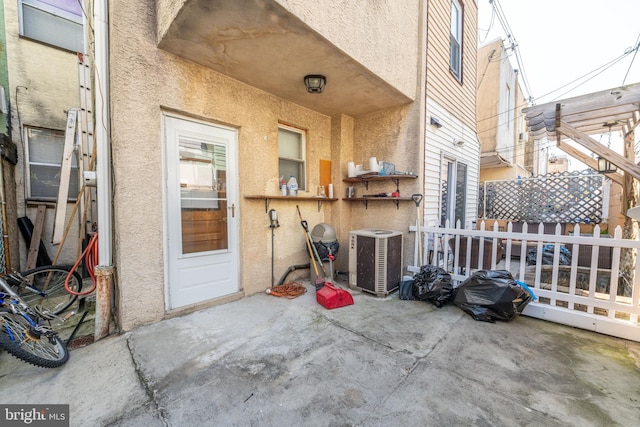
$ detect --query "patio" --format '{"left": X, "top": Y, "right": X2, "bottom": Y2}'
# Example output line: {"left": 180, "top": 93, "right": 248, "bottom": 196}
{"left": 1, "top": 279, "right": 639, "bottom": 426}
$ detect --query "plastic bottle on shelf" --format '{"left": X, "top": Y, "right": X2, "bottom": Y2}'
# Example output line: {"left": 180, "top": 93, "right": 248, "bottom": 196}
{"left": 280, "top": 179, "right": 287, "bottom": 196}
{"left": 287, "top": 176, "right": 298, "bottom": 196}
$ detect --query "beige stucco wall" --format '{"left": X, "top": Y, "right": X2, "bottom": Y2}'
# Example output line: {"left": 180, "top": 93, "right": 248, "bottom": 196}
{"left": 112, "top": 0, "right": 425, "bottom": 330}
{"left": 278, "top": 0, "right": 419, "bottom": 99}
{"left": 3, "top": 1, "right": 82, "bottom": 269}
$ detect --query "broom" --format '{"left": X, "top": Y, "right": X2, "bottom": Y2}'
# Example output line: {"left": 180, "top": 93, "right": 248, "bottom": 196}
{"left": 296, "top": 205, "right": 327, "bottom": 289}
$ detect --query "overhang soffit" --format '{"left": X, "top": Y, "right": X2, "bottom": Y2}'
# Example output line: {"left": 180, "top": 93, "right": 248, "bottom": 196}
{"left": 157, "top": 0, "right": 411, "bottom": 117}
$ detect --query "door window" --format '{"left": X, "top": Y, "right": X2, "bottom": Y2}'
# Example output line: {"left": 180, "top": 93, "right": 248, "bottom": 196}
{"left": 179, "top": 138, "right": 227, "bottom": 254}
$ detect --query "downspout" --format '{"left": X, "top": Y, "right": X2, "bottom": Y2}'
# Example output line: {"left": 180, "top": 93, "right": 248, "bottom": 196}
{"left": 94, "top": 0, "right": 114, "bottom": 340}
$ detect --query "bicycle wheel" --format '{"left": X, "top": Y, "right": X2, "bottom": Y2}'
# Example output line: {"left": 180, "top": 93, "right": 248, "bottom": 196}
{"left": 0, "top": 312, "right": 69, "bottom": 368}
{"left": 18, "top": 266, "right": 83, "bottom": 315}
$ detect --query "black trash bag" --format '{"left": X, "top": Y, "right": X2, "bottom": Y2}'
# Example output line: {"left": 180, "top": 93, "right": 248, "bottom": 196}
{"left": 314, "top": 240, "right": 339, "bottom": 261}
{"left": 453, "top": 270, "right": 533, "bottom": 322}
{"left": 526, "top": 244, "right": 571, "bottom": 265}
{"left": 411, "top": 265, "right": 454, "bottom": 307}
{"left": 399, "top": 279, "right": 416, "bottom": 300}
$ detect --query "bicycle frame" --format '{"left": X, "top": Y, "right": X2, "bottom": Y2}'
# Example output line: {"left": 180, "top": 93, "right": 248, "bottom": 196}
{"left": 0, "top": 277, "right": 62, "bottom": 327}
{"left": 5, "top": 273, "right": 46, "bottom": 298}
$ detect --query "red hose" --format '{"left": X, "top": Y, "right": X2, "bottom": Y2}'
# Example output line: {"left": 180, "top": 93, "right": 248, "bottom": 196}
{"left": 65, "top": 232, "right": 99, "bottom": 296}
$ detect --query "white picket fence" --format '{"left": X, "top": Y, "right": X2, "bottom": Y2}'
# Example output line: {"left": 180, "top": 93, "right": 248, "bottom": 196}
{"left": 408, "top": 219, "right": 640, "bottom": 342}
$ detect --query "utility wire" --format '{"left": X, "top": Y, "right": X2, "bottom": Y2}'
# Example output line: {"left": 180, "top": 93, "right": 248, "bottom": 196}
{"left": 489, "top": 0, "right": 535, "bottom": 101}
{"left": 477, "top": 46, "right": 637, "bottom": 127}
{"left": 622, "top": 33, "right": 640, "bottom": 86}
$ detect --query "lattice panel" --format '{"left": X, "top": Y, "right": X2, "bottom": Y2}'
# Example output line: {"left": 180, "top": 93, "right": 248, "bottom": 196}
{"left": 479, "top": 170, "right": 604, "bottom": 223}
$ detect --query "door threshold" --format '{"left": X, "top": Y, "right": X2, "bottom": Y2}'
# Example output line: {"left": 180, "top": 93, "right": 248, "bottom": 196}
{"left": 165, "top": 291, "right": 245, "bottom": 319}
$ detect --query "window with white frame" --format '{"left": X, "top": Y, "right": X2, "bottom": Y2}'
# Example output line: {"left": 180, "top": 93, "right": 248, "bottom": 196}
{"left": 449, "top": 0, "right": 463, "bottom": 80}
{"left": 25, "top": 127, "right": 79, "bottom": 200}
{"left": 278, "top": 125, "right": 306, "bottom": 191}
{"left": 19, "top": 0, "right": 84, "bottom": 52}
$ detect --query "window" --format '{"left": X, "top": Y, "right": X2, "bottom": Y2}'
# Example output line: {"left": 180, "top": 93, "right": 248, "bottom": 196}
{"left": 278, "top": 125, "right": 306, "bottom": 191}
{"left": 449, "top": 0, "right": 463, "bottom": 80}
{"left": 19, "top": 0, "right": 84, "bottom": 52}
{"left": 440, "top": 158, "right": 467, "bottom": 227}
{"left": 25, "top": 127, "right": 78, "bottom": 200}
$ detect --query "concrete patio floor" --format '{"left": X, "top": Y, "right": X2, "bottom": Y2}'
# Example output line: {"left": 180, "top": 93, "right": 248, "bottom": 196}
{"left": 1, "top": 279, "right": 639, "bottom": 426}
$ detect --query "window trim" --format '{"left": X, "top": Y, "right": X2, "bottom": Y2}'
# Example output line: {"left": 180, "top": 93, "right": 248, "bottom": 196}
{"left": 277, "top": 123, "right": 307, "bottom": 191}
{"left": 449, "top": 0, "right": 464, "bottom": 82}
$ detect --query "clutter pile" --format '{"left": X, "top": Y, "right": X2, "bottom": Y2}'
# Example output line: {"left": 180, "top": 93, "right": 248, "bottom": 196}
{"left": 402, "top": 267, "right": 536, "bottom": 323}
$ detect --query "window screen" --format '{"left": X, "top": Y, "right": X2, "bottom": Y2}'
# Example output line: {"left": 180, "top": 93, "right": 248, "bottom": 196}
{"left": 20, "top": 0, "right": 84, "bottom": 52}
{"left": 26, "top": 127, "right": 79, "bottom": 200}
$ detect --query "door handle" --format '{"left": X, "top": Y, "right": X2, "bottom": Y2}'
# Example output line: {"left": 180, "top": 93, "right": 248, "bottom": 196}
{"left": 229, "top": 204, "right": 235, "bottom": 218}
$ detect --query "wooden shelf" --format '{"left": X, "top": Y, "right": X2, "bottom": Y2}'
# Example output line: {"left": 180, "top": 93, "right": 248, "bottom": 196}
{"left": 342, "top": 197, "right": 414, "bottom": 209}
{"left": 343, "top": 174, "right": 417, "bottom": 190}
{"left": 245, "top": 195, "right": 338, "bottom": 212}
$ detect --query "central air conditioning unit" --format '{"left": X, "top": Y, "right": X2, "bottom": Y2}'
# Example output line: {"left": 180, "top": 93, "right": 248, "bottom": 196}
{"left": 348, "top": 229, "right": 403, "bottom": 296}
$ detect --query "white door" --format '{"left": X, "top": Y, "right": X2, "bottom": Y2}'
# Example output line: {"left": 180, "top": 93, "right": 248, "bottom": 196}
{"left": 164, "top": 115, "right": 239, "bottom": 309}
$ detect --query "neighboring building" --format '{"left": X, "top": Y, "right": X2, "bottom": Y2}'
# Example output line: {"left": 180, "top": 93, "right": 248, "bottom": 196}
{"left": 3, "top": 0, "right": 84, "bottom": 271}
{"left": 423, "top": 0, "right": 479, "bottom": 229}
{"left": 4, "top": 0, "right": 480, "bottom": 332}
{"left": 547, "top": 155, "right": 569, "bottom": 174}
{"left": 476, "top": 38, "right": 534, "bottom": 182}
{"left": 0, "top": 0, "right": 18, "bottom": 274}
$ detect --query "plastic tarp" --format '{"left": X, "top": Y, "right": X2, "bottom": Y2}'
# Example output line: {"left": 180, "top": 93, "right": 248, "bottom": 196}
{"left": 411, "top": 265, "right": 454, "bottom": 307}
{"left": 453, "top": 270, "right": 535, "bottom": 322}
{"left": 526, "top": 244, "right": 571, "bottom": 265}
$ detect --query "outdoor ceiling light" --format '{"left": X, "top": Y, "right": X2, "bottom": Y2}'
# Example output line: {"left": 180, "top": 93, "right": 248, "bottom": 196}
{"left": 304, "top": 75, "right": 326, "bottom": 93}
{"left": 597, "top": 157, "right": 617, "bottom": 174}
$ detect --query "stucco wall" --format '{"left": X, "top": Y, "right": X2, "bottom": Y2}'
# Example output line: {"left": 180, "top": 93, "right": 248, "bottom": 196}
{"left": 112, "top": 0, "right": 425, "bottom": 331}
{"left": 278, "top": 0, "right": 420, "bottom": 99}
{"left": 3, "top": 0, "right": 82, "bottom": 269}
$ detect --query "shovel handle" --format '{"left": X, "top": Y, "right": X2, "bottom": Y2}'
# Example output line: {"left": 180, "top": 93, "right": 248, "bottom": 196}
{"left": 411, "top": 193, "right": 423, "bottom": 207}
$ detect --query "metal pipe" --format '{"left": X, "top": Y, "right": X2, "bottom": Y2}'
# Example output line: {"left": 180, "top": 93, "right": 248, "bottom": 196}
{"left": 94, "top": 0, "right": 112, "bottom": 266}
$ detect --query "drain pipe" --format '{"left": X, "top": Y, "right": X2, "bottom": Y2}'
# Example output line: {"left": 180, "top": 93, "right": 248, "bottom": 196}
{"left": 94, "top": 0, "right": 114, "bottom": 341}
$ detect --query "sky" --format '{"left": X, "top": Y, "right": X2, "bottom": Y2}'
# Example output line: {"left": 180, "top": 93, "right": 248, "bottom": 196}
{"left": 478, "top": 0, "right": 640, "bottom": 105}
{"left": 477, "top": 0, "right": 640, "bottom": 169}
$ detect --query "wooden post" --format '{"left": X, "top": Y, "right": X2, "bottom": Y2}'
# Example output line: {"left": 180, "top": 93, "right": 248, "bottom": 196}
{"left": 25, "top": 205, "right": 46, "bottom": 270}
{"left": 621, "top": 129, "right": 638, "bottom": 297}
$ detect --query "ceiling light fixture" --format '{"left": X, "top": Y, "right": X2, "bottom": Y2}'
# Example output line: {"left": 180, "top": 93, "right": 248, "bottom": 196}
{"left": 304, "top": 75, "right": 326, "bottom": 94}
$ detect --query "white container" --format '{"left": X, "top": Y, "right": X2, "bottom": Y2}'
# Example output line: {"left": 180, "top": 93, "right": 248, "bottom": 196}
{"left": 281, "top": 184, "right": 287, "bottom": 196}
{"left": 347, "top": 161, "right": 356, "bottom": 177}
{"left": 287, "top": 176, "right": 298, "bottom": 196}
{"left": 369, "top": 157, "right": 378, "bottom": 173}
{"left": 328, "top": 183, "right": 334, "bottom": 198}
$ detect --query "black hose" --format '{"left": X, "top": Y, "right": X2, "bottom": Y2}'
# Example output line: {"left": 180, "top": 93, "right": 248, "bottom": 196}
{"left": 276, "top": 263, "right": 310, "bottom": 286}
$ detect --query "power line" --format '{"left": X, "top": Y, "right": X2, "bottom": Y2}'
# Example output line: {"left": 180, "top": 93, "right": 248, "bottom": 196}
{"left": 477, "top": 46, "right": 636, "bottom": 128}
{"left": 489, "top": 0, "right": 535, "bottom": 101}
{"left": 622, "top": 33, "right": 640, "bottom": 86}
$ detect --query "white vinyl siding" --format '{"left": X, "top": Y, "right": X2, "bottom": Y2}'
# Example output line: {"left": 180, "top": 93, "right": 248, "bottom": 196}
{"left": 424, "top": 98, "right": 479, "bottom": 227}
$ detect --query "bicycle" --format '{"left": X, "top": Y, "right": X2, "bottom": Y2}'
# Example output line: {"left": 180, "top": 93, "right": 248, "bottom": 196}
{"left": 0, "top": 275, "right": 69, "bottom": 368}
{"left": 4, "top": 265, "right": 83, "bottom": 315}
